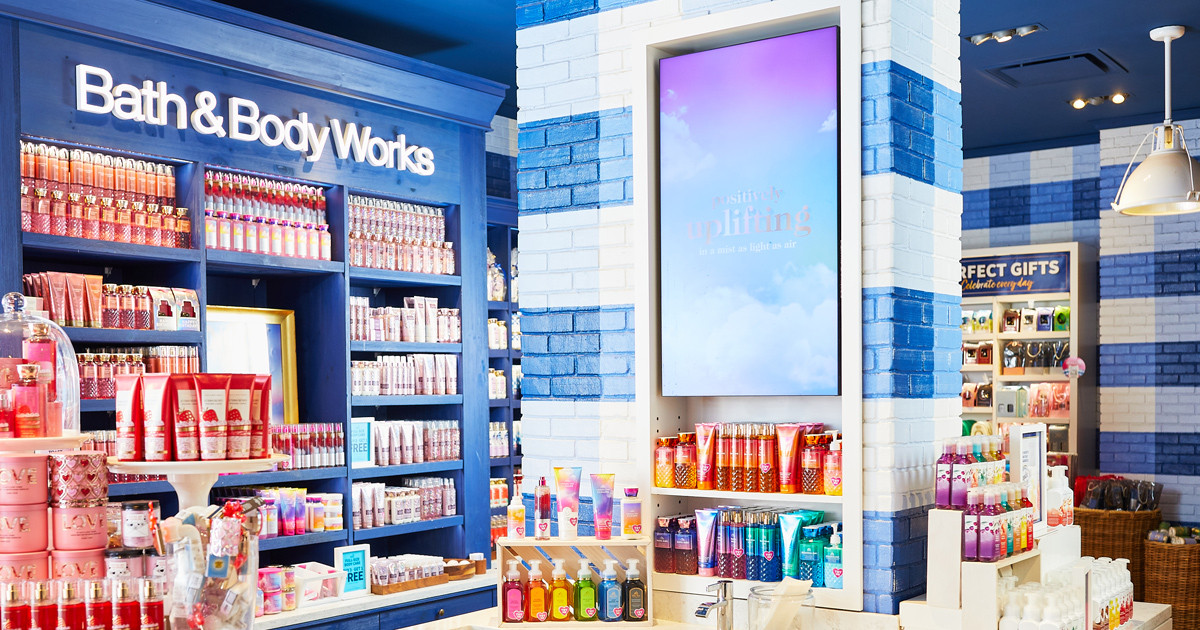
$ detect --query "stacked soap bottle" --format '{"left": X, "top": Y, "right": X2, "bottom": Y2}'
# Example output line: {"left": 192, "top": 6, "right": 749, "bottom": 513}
{"left": 500, "top": 558, "right": 648, "bottom": 624}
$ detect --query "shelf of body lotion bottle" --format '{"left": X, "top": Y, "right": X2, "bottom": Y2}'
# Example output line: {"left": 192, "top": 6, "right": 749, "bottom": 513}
{"left": 21, "top": 232, "right": 203, "bottom": 264}
{"left": 352, "top": 515, "right": 465, "bottom": 542}
{"left": 352, "top": 341, "right": 462, "bottom": 354}
{"left": 204, "top": 248, "right": 344, "bottom": 276}
{"left": 649, "top": 487, "right": 843, "bottom": 505}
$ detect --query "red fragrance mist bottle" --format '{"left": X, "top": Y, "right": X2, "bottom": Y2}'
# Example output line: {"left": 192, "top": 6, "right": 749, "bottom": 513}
{"left": 1, "top": 582, "right": 31, "bottom": 630}
{"left": 57, "top": 580, "right": 85, "bottom": 630}
{"left": 84, "top": 580, "right": 111, "bottom": 630}
{"left": 110, "top": 581, "right": 138, "bottom": 630}
{"left": 29, "top": 582, "right": 55, "bottom": 630}
{"left": 136, "top": 580, "right": 161, "bottom": 630}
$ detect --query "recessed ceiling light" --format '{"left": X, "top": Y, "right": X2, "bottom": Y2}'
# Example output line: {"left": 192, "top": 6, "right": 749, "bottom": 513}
{"left": 1071, "top": 98, "right": 1087, "bottom": 110}
{"left": 970, "top": 34, "right": 992, "bottom": 45}
{"left": 963, "top": 24, "right": 1043, "bottom": 45}
{"left": 1111, "top": 92, "right": 1127, "bottom": 104}
{"left": 994, "top": 29, "right": 1015, "bottom": 43}
{"left": 1016, "top": 25, "right": 1040, "bottom": 37}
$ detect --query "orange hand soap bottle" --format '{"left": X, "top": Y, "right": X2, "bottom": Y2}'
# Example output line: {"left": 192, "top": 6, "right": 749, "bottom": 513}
{"left": 524, "top": 560, "right": 549, "bottom": 622}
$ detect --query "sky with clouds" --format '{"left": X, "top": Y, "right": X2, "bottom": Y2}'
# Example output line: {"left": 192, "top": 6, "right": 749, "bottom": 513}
{"left": 658, "top": 26, "right": 841, "bottom": 396}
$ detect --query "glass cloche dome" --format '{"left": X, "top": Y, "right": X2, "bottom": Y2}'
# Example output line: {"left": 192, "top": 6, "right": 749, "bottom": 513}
{"left": 0, "top": 292, "right": 80, "bottom": 437}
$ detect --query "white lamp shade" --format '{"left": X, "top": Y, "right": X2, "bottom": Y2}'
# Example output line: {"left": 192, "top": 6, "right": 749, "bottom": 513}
{"left": 1113, "top": 146, "right": 1200, "bottom": 215}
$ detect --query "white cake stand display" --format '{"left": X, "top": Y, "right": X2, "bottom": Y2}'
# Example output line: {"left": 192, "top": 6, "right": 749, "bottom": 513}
{"left": 107, "top": 454, "right": 290, "bottom": 509}
{"left": 0, "top": 433, "right": 92, "bottom": 453}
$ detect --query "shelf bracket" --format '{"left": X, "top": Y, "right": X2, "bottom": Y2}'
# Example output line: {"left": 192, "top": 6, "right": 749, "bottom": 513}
{"left": 251, "top": 278, "right": 260, "bottom": 289}
{"left": 373, "top": 287, "right": 382, "bottom": 296}
{"left": 104, "top": 266, "right": 113, "bottom": 276}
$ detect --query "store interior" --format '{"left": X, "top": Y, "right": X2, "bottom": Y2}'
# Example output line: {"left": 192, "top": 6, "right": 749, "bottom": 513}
{"left": 0, "top": 0, "right": 1198, "bottom": 629}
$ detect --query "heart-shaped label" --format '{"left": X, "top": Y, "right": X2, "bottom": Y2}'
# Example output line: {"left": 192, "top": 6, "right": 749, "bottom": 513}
{"left": 537, "top": 612, "right": 548, "bottom": 621}
{"left": 634, "top": 608, "right": 646, "bottom": 618}
{"left": 559, "top": 606, "right": 570, "bottom": 616}
{"left": 833, "top": 568, "right": 843, "bottom": 578}
{"left": 569, "top": 517, "right": 578, "bottom": 526}
{"left": 760, "top": 463, "right": 771, "bottom": 474}
{"left": 732, "top": 548, "right": 744, "bottom": 558}
{"left": 631, "top": 524, "right": 642, "bottom": 533}
{"left": 699, "top": 464, "right": 711, "bottom": 475}
{"left": 538, "top": 523, "right": 548, "bottom": 532}
{"left": 763, "top": 551, "right": 775, "bottom": 561}
{"left": 614, "top": 607, "right": 623, "bottom": 616}
{"left": 514, "top": 525, "right": 525, "bottom": 536}
{"left": 585, "top": 608, "right": 597, "bottom": 617}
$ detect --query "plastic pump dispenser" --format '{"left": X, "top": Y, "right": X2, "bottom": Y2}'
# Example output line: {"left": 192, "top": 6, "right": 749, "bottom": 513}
{"left": 549, "top": 559, "right": 572, "bottom": 622}
{"left": 1039, "top": 595, "right": 1063, "bottom": 630}
{"left": 999, "top": 593, "right": 1023, "bottom": 630}
{"left": 574, "top": 564, "right": 598, "bottom": 621}
{"left": 525, "top": 560, "right": 550, "bottom": 622}
{"left": 623, "top": 559, "right": 646, "bottom": 621}
{"left": 1018, "top": 592, "right": 1042, "bottom": 630}
{"left": 598, "top": 559, "right": 622, "bottom": 622}
{"left": 502, "top": 560, "right": 525, "bottom": 622}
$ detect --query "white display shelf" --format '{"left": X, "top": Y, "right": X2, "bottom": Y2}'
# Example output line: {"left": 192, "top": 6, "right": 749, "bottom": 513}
{"left": 996, "top": 374, "right": 1069, "bottom": 383}
{"left": 650, "top": 487, "right": 842, "bottom": 505}
{"left": 0, "top": 433, "right": 91, "bottom": 452}
{"left": 960, "top": 364, "right": 993, "bottom": 372}
{"left": 996, "top": 331, "right": 1071, "bottom": 340}
{"left": 652, "top": 573, "right": 853, "bottom": 611}
{"left": 107, "top": 454, "right": 289, "bottom": 508}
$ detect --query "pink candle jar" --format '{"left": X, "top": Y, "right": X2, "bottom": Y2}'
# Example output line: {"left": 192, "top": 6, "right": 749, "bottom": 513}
{"left": 47, "top": 451, "right": 108, "bottom": 508}
{"left": 0, "top": 503, "right": 48, "bottom": 553}
{"left": 0, "top": 453, "right": 48, "bottom": 505}
{"left": 103, "top": 548, "right": 145, "bottom": 580}
{"left": 51, "top": 505, "right": 108, "bottom": 550}
{"left": 0, "top": 550, "right": 49, "bottom": 580}
{"left": 258, "top": 567, "right": 283, "bottom": 592}
{"left": 51, "top": 548, "right": 105, "bottom": 579}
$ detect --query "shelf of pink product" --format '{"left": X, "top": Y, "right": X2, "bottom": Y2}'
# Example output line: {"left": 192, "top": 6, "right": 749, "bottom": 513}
{"left": 649, "top": 487, "right": 842, "bottom": 505}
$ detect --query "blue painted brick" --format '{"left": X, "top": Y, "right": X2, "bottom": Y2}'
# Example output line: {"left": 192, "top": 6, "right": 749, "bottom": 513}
{"left": 522, "top": 334, "right": 548, "bottom": 354}
{"left": 543, "top": 0, "right": 596, "bottom": 20}
{"left": 598, "top": 111, "right": 633, "bottom": 138}
{"left": 518, "top": 146, "right": 570, "bottom": 169}
{"left": 517, "top": 170, "right": 546, "bottom": 191}
{"left": 599, "top": 157, "right": 632, "bottom": 181}
{"left": 571, "top": 140, "right": 599, "bottom": 163}
{"left": 864, "top": 569, "right": 895, "bottom": 593}
{"left": 524, "top": 355, "right": 575, "bottom": 376}
{"left": 598, "top": 137, "right": 624, "bottom": 159}
{"left": 548, "top": 333, "right": 600, "bottom": 354}
{"left": 523, "top": 376, "right": 551, "bottom": 397}
{"left": 600, "top": 331, "right": 634, "bottom": 352}
{"left": 551, "top": 376, "right": 601, "bottom": 397}
{"left": 546, "top": 163, "right": 599, "bottom": 187}
{"left": 600, "top": 375, "right": 635, "bottom": 397}
{"left": 574, "top": 310, "right": 627, "bottom": 331}
{"left": 575, "top": 354, "right": 630, "bottom": 376}
{"left": 516, "top": 2, "right": 545, "bottom": 27}
{"left": 518, "top": 128, "right": 546, "bottom": 149}
{"left": 598, "top": 181, "right": 624, "bottom": 203}
{"left": 572, "top": 184, "right": 599, "bottom": 206}
{"left": 547, "top": 120, "right": 598, "bottom": 146}
{"left": 519, "top": 188, "right": 571, "bottom": 211}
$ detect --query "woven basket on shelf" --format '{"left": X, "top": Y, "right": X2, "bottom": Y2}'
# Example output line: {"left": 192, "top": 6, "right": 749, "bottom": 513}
{"left": 1144, "top": 541, "right": 1200, "bottom": 630}
{"left": 1075, "top": 507, "right": 1161, "bottom": 600}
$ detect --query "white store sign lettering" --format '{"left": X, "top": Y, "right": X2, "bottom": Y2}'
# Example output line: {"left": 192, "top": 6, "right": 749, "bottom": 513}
{"left": 74, "top": 64, "right": 436, "bottom": 175}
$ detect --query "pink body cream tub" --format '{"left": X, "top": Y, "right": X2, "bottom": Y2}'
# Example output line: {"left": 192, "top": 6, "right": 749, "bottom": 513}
{"left": 0, "top": 503, "right": 48, "bottom": 553}
{"left": 51, "top": 547, "right": 105, "bottom": 579}
{"left": 0, "top": 453, "right": 48, "bottom": 505}
{"left": 0, "top": 550, "right": 49, "bottom": 580}
{"left": 51, "top": 505, "right": 108, "bottom": 550}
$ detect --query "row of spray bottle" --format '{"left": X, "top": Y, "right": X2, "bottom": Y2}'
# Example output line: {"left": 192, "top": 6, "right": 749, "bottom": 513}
{"left": 503, "top": 557, "right": 647, "bottom": 623}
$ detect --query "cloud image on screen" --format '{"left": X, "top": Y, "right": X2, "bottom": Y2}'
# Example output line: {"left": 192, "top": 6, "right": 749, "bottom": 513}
{"left": 658, "top": 26, "right": 840, "bottom": 396}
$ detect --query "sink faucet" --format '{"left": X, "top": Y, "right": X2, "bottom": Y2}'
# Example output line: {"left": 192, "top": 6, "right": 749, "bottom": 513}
{"left": 696, "top": 579, "right": 733, "bottom": 630}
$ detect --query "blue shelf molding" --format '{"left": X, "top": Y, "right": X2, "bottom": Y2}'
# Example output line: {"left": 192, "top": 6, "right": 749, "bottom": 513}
{"left": 0, "top": 0, "right": 497, "bottom": 592}
{"left": 351, "top": 461, "right": 464, "bottom": 479}
{"left": 351, "top": 516, "right": 464, "bottom": 542}
{"left": 352, "top": 341, "right": 462, "bottom": 354}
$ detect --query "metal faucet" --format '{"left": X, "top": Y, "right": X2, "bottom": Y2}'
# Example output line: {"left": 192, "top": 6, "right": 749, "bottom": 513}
{"left": 696, "top": 579, "right": 733, "bottom": 630}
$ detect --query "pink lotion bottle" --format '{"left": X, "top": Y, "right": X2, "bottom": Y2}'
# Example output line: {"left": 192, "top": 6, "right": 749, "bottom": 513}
{"left": 962, "top": 488, "right": 982, "bottom": 561}
{"left": 935, "top": 441, "right": 954, "bottom": 509}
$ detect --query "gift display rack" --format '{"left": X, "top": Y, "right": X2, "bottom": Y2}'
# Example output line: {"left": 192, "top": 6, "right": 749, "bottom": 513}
{"left": 959, "top": 243, "right": 1097, "bottom": 471}
{"left": 0, "top": 0, "right": 503, "bottom": 625}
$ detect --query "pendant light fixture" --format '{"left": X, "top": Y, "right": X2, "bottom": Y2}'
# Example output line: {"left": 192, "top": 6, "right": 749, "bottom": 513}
{"left": 1112, "top": 26, "right": 1200, "bottom": 216}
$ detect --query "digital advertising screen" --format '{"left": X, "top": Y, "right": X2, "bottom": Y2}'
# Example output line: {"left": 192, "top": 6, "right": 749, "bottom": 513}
{"left": 658, "top": 26, "right": 841, "bottom": 397}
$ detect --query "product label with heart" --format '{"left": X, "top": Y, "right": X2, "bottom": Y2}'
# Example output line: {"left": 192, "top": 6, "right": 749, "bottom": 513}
{"left": 631, "top": 524, "right": 642, "bottom": 533}
{"left": 833, "top": 568, "right": 843, "bottom": 577}
{"left": 763, "top": 551, "right": 775, "bottom": 561}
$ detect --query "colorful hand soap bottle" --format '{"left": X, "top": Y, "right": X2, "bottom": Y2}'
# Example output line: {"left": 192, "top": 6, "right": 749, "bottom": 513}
{"left": 502, "top": 560, "right": 525, "bottom": 623}
{"left": 548, "top": 560, "right": 572, "bottom": 622}
{"left": 525, "top": 560, "right": 549, "bottom": 622}
{"left": 574, "top": 564, "right": 598, "bottom": 621}
{"left": 622, "top": 559, "right": 647, "bottom": 621}
{"left": 598, "top": 560, "right": 623, "bottom": 622}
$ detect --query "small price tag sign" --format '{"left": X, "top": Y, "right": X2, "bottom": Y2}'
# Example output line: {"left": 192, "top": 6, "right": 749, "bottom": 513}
{"left": 335, "top": 544, "right": 371, "bottom": 598}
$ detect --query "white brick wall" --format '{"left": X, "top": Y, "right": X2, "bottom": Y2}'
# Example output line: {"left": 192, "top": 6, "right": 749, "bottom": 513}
{"left": 1099, "top": 387, "right": 1156, "bottom": 432}
{"left": 519, "top": 399, "right": 640, "bottom": 493}
{"left": 861, "top": 173, "right": 963, "bottom": 295}
{"left": 517, "top": 205, "right": 635, "bottom": 310}
{"left": 486, "top": 115, "right": 518, "bottom": 157}
{"left": 1098, "top": 297, "right": 1156, "bottom": 344}
{"left": 861, "top": 398, "right": 961, "bottom": 512}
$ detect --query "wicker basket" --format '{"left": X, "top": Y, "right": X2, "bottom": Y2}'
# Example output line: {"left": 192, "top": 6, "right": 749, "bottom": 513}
{"left": 1075, "top": 507, "right": 1161, "bottom": 600}
{"left": 1144, "top": 541, "right": 1200, "bottom": 630}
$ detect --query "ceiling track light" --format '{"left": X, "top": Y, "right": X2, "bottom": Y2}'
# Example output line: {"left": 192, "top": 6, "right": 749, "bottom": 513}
{"left": 965, "top": 24, "right": 1042, "bottom": 45}
{"left": 1067, "top": 93, "right": 1130, "bottom": 110}
{"left": 1113, "top": 26, "right": 1200, "bottom": 216}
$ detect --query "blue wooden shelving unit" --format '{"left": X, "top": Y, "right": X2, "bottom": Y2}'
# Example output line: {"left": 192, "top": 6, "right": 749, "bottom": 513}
{"left": 0, "top": 1, "right": 502, "bottom": 623}
{"left": 485, "top": 198, "right": 522, "bottom": 528}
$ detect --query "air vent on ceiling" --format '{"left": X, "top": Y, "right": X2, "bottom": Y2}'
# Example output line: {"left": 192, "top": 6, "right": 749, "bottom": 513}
{"left": 986, "top": 51, "right": 1127, "bottom": 87}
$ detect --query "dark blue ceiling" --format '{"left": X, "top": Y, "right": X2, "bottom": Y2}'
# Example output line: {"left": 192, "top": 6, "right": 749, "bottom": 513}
{"left": 213, "top": 0, "right": 1200, "bottom": 153}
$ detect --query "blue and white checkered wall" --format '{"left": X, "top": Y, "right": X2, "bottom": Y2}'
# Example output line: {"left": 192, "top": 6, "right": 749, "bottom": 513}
{"left": 963, "top": 119, "right": 1200, "bottom": 526}
{"left": 516, "top": 0, "right": 962, "bottom": 614}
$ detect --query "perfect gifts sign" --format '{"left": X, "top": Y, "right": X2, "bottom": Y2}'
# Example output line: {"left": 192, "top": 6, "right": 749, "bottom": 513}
{"left": 961, "top": 252, "right": 1070, "bottom": 297}
{"left": 658, "top": 27, "right": 840, "bottom": 397}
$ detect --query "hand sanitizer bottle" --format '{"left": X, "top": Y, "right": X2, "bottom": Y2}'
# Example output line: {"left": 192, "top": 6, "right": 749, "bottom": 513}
{"left": 999, "top": 593, "right": 1023, "bottom": 630}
